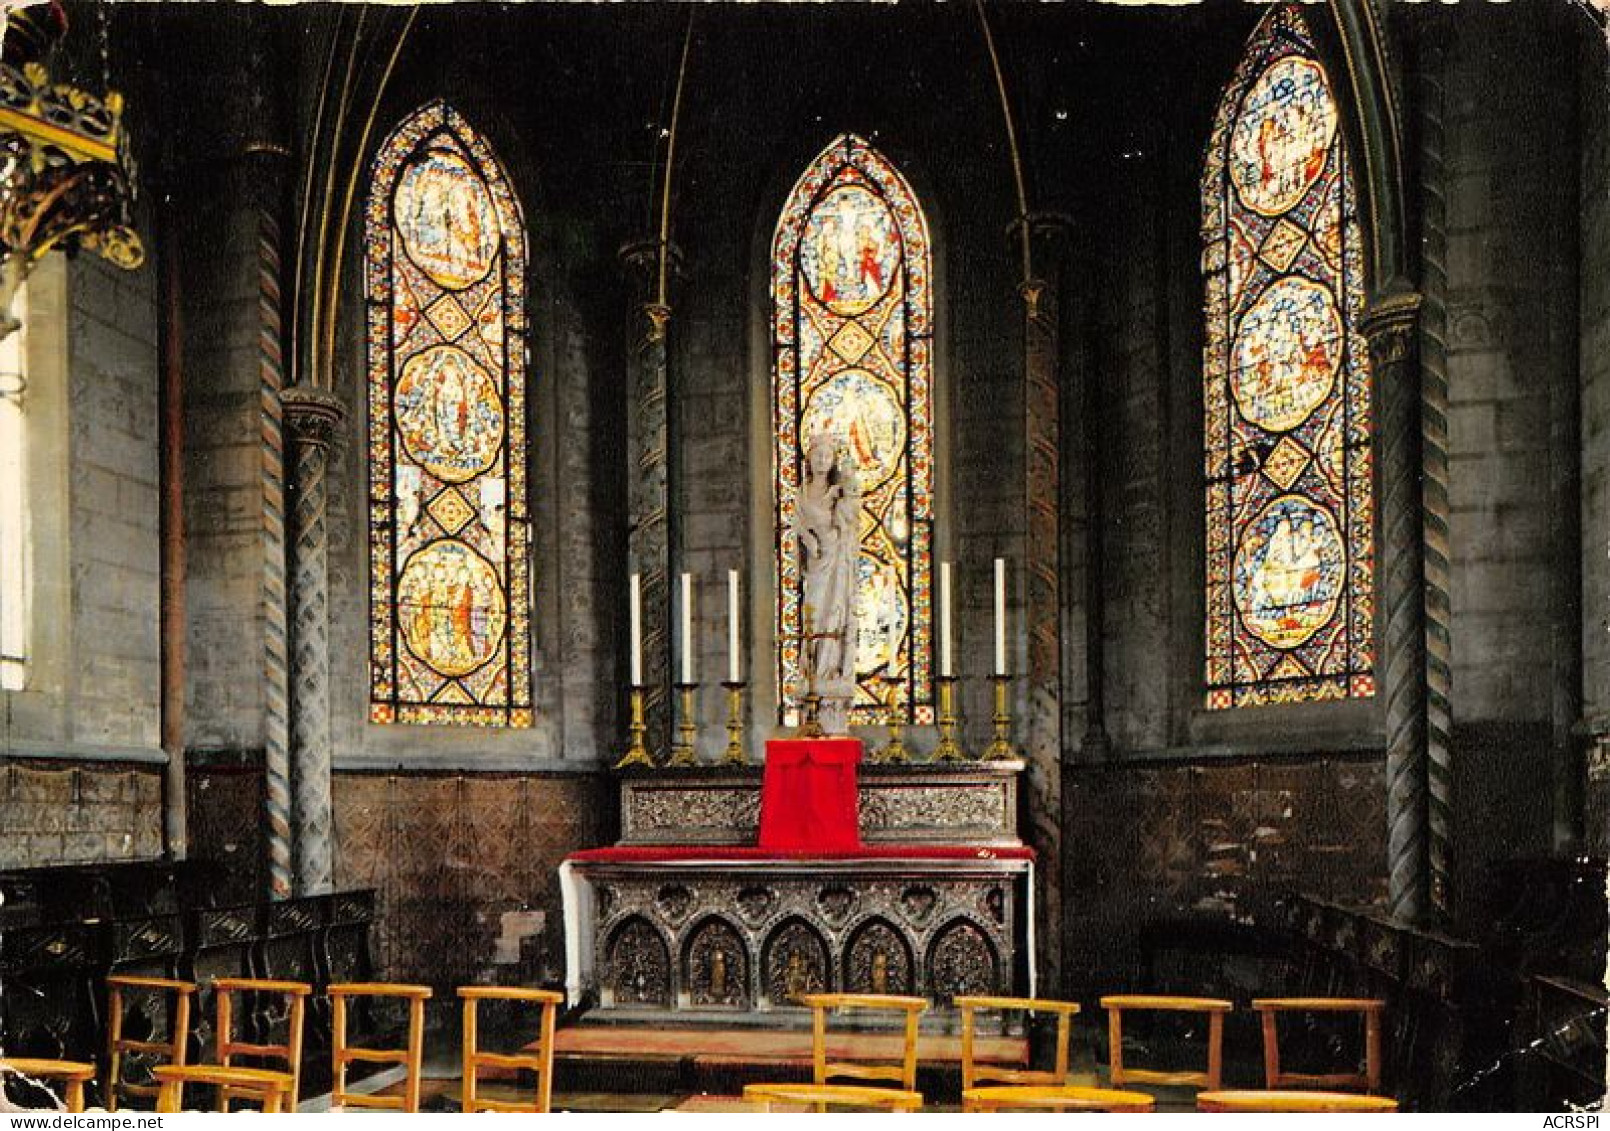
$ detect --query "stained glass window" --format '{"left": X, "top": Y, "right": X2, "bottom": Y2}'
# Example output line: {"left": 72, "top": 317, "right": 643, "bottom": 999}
{"left": 1203, "top": 8, "right": 1375, "bottom": 710}
{"left": 772, "top": 134, "right": 934, "bottom": 725}
{"left": 366, "top": 102, "right": 531, "bottom": 726}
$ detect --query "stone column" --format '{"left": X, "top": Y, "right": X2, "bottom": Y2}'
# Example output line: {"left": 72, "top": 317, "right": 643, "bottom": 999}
{"left": 254, "top": 150, "right": 294, "bottom": 901}
{"left": 282, "top": 385, "right": 345, "bottom": 896}
{"left": 1364, "top": 288, "right": 1429, "bottom": 924}
{"left": 1016, "top": 214, "right": 1070, "bottom": 992}
{"left": 620, "top": 240, "right": 678, "bottom": 759}
{"left": 1415, "top": 39, "right": 1455, "bottom": 916}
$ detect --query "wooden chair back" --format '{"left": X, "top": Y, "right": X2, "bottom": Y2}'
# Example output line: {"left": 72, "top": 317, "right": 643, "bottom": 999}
{"left": 1251, "top": 997, "right": 1385, "bottom": 1093}
{"left": 1099, "top": 994, "right": 1234, "bottom": 1090}
{"left": 799, "top": 993, "right": 927, "bottom": 1091}
{"left": 212, "top": 977, "right": 310, "bottom": 1111}
{"left": 106, "top": 974, "right": 196, "bottom": 1110}
{"left": 458, "top": 987, "right": 564, "bottom": 1114}
{"left": 3, "top": 1058, "right": 95, "bottom": 1112}
{"left": 329, "top": 983, "right": 432, "bottom": 1112}
{"left": 954, "top": 994, "right": 1081, "bottom": 1089}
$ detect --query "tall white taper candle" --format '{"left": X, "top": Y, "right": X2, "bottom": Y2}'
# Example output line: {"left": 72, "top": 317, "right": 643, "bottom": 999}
{"left": 629, "top": 572, "right": 643, "bottom": 686}
{"left": 727, "top": 569, "right": 741, "bottom": 683}
{"left": 939, "top": 560, "right": 953, "bottom": 678}
{"left": 680, "top": 572, "right": 695, "bottom": 684}
{"left": 994, "top": 557, "right": 1008, "bottom": 676}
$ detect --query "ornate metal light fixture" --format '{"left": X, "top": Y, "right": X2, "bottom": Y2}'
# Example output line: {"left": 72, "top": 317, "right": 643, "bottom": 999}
{"left": 0, "top": 2, "right": 142, "bottom": 339}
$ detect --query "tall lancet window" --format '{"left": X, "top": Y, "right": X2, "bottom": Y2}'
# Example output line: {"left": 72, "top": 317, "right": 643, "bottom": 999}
{"left": 772, "top": 134, "right": 934, "bottom": 725}
{"left": 367, "top": 102, "right": 531, "bottom": 726}
{"left": 1203, "top": 8, "right": 1375, "bottom": 710}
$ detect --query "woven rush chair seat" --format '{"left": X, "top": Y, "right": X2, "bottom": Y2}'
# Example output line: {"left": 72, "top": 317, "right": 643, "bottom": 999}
{"left": 962, "top": 1084, "right": 1157, "bottom": 1112}
{"left": 1197, "top": 1089, "right": 1399, "bottom": 1112}
{"left": 3, "top": 1058, "right": 96, "bottom": 1112}
{"left": 742, "top": 1083, "right": 924, "bottom": 1112}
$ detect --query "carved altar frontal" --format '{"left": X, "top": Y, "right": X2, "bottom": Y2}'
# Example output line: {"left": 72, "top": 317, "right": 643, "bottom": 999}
{"left": 617, "top": 761, "right": 1023, "bottom": 847}
{"left": 566, "top": 855, "right": 1029, "bottom": 1019}
{"left": 562, "top": 762, "right": 1031, "bottom": 1020}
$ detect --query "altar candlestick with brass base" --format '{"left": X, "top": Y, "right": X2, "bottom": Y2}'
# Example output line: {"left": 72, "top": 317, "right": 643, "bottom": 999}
{"left": 667, "top": 682, "right": 700, "bottom": 766}
{"left": 985, "top": 673, "right": 1017, "bottom": 761}
{"left": 614, "top": 685, "right": 655, "bottom": 770}
{"left": 721, "top": 681, "right": 748, "bottom": 765}
{"left": 930, "top": 675, "right": 967, "bottom": 763}
{"left": 872, "top": 674, "right": 909, "bottom": 765}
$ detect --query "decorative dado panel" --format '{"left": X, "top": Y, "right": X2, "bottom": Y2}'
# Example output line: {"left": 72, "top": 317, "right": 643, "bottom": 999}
{"left": 573, "top": 858, "right": 1027, "bottom": 1015}
{"left": 619, "top": 762, "right": 1022, "bottom": 847}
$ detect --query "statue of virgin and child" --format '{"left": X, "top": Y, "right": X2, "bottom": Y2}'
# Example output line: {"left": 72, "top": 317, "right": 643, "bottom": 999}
{"left": 795, "top": 430, "right": 860, "bottom": 735}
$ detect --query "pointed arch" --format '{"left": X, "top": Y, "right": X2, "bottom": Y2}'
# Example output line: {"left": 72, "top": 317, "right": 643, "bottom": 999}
{"left": 771, "top": 134, "right": 935, "bottom": 725}
{"left": 365, "top": 101, "right": 531, "bottom": 727}
{"left": 1202, "top": 8, "right": 1375, "bottom": 710}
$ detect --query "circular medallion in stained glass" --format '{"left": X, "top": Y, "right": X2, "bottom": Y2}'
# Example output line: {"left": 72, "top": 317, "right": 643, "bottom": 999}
{"left": 1230, "top": 276, "right": 1343, "bottom": 433}
{"left": 801, "top": 367, "right": 906, "bottom": 493}
{"left": 394, "top": 146, "right": 500, "bottom": 290}
{"left": 397, "top": 539, "right": 507, "bottom": 678}
{"left": 799, "top": 184, "right": 901, "bottom": 317}
{"left": 1229, "top": 56, "right": 1338, "bottom": 217}
{"left": 1233, "top": 495, "right": 1345, "bottom": 650}
{"left": 395, "top": 345, "right": 506, "bottom": 484}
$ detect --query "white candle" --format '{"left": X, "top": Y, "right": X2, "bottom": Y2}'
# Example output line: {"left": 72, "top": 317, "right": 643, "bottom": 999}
{"left": 680, "top": 572, "right": 695, "bottom": 684}
{"left": 727, "top": 569, "right": 741, "bottom": 684}
{"left": 994, "top": 558, "right": 1008, "bottom": 676}
{"left": 939, "top": 561, "right": 953, "bottom": 678}
{"left": 628, "top": 572, "right": 643, "bottom": 686}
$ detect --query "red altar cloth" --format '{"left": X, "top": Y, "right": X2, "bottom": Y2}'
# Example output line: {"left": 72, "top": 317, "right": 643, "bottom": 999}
{"left": 757, "top": 737, "right": 863, "bottom": 851}
{"left": 565, "top": 844, "right": 1035, "bottom": 863}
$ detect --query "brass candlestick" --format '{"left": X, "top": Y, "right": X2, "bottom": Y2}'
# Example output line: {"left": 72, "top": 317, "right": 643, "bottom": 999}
{"left": 930, "top": 674, "right": 966, "bottom": 763}
{"left": 614, "top": 685, "right": 655, "bottom": 770}
{"left": 872, "top": 674, "right": 909, "bottom": 765}
{"left": 721, "top": 680, "right": 748, "bottom": 765}
{"left": 667, "top": 682, "right": 700, "bottom": 766}
{"left": 985, "top": 673, "right": 1016, "bottom": 761}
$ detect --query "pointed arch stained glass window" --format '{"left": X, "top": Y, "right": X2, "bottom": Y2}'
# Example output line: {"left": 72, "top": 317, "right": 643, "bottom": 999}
{"left": 772, "top": 135, "right": 934, "bottom": 725}
{"left": 367, "top": 102, "right": 531, "bottom": 726}
{"left": 1203, "top": 8, "right": 1375, "bottom": 709}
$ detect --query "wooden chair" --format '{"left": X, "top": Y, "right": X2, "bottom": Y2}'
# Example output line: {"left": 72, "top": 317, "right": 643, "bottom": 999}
{"left": 2, "top": 1058, "right": 95, "bottom": 1112}
{"left": 1100, "top": 994, "right": 1234, "bottom": 1091}
{"left": 151, "top": 977, "right": 309, "bottom": 1112}
{"left": 1197, "top": 1089, "right": 1398, "bottom": 1112}
{"left": 153, "top": 1065, "right": 291, "bottom": 1113}
{"left": 329, "top": 983, "right": 432, "bottom": 1112}
{"left": 458, "top": 986, "right": 563, "bottom": 1114}
{"left": 962, "top": 1085, "right": 1156, "bottom": 1112}
{"left": 955, "top": 995, "right": 1081, "bottom": 1089}
{"left": 743, "top": 1083, "right": 923, "bottom": 1112}
{"left": 1251, "top": 997, "right": 1385, "bottom": 1093}
{"left": 744, "top": 993, "right": 928, "bottom": 1112}
{"left": 106, "top": 974, "right": 195, "bottom": 1110}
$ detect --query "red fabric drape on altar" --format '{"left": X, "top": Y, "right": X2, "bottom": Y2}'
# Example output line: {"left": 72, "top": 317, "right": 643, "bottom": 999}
{"left": 757, "top": 737, "right": 862, "bottom": 851}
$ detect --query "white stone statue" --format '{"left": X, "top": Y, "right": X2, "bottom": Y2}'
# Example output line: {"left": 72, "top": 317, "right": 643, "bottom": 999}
{"left": 796, "top": 430, "right": 860, "bottom": 734}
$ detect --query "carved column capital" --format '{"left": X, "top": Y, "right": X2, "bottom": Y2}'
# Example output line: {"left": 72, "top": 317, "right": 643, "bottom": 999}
{"left": 280, "top": 385, "right": 346, "bottom": 449}
{"left": 1361, "top": 289, "right": 1424, "bottom": 367}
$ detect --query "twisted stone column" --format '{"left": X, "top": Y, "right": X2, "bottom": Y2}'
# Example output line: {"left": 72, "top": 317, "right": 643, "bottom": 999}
{"left": 1364, "top": 290, "right": 1429, "bottom": 924}
{"left": 1416, "top": 41, "right": 1454, "bottom": 918}
{"left": 282, "top": 385, "right": 345, "bottom": 896}
{"left": 621, "top": 241, "right": 678, "bottom": 758}
{"left": 1016, "top": 214, "right": 1069, "bottom": 992}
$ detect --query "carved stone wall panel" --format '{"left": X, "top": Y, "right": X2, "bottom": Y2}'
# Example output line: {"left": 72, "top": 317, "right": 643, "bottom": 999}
{"left": 683, "top": 916, "right": 751, "bottom": 1010}
{"left": 619, "top": 764, "right": 1022, "bottom": 847}
{"left": 762, "top": 918, "right": 831, "bottom": 1006}
{"left": 577, "top": 860, "right": 1025, "bottom": 1015}
{"left": 605, "top": 916, "right": 672, "bottom": 1007}
{"left": 926, "top": 918, "right": 998, "bottom": 1003}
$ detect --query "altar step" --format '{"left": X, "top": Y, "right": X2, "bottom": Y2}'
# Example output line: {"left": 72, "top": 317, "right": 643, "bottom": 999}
{"left": 548, "top": 1020, "right": 1031, "bottom": 1099}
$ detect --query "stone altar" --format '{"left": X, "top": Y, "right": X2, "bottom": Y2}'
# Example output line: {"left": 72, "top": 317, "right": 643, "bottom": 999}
{"left": 561, "top": 761, "right": 1032, "bottom": 1019}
